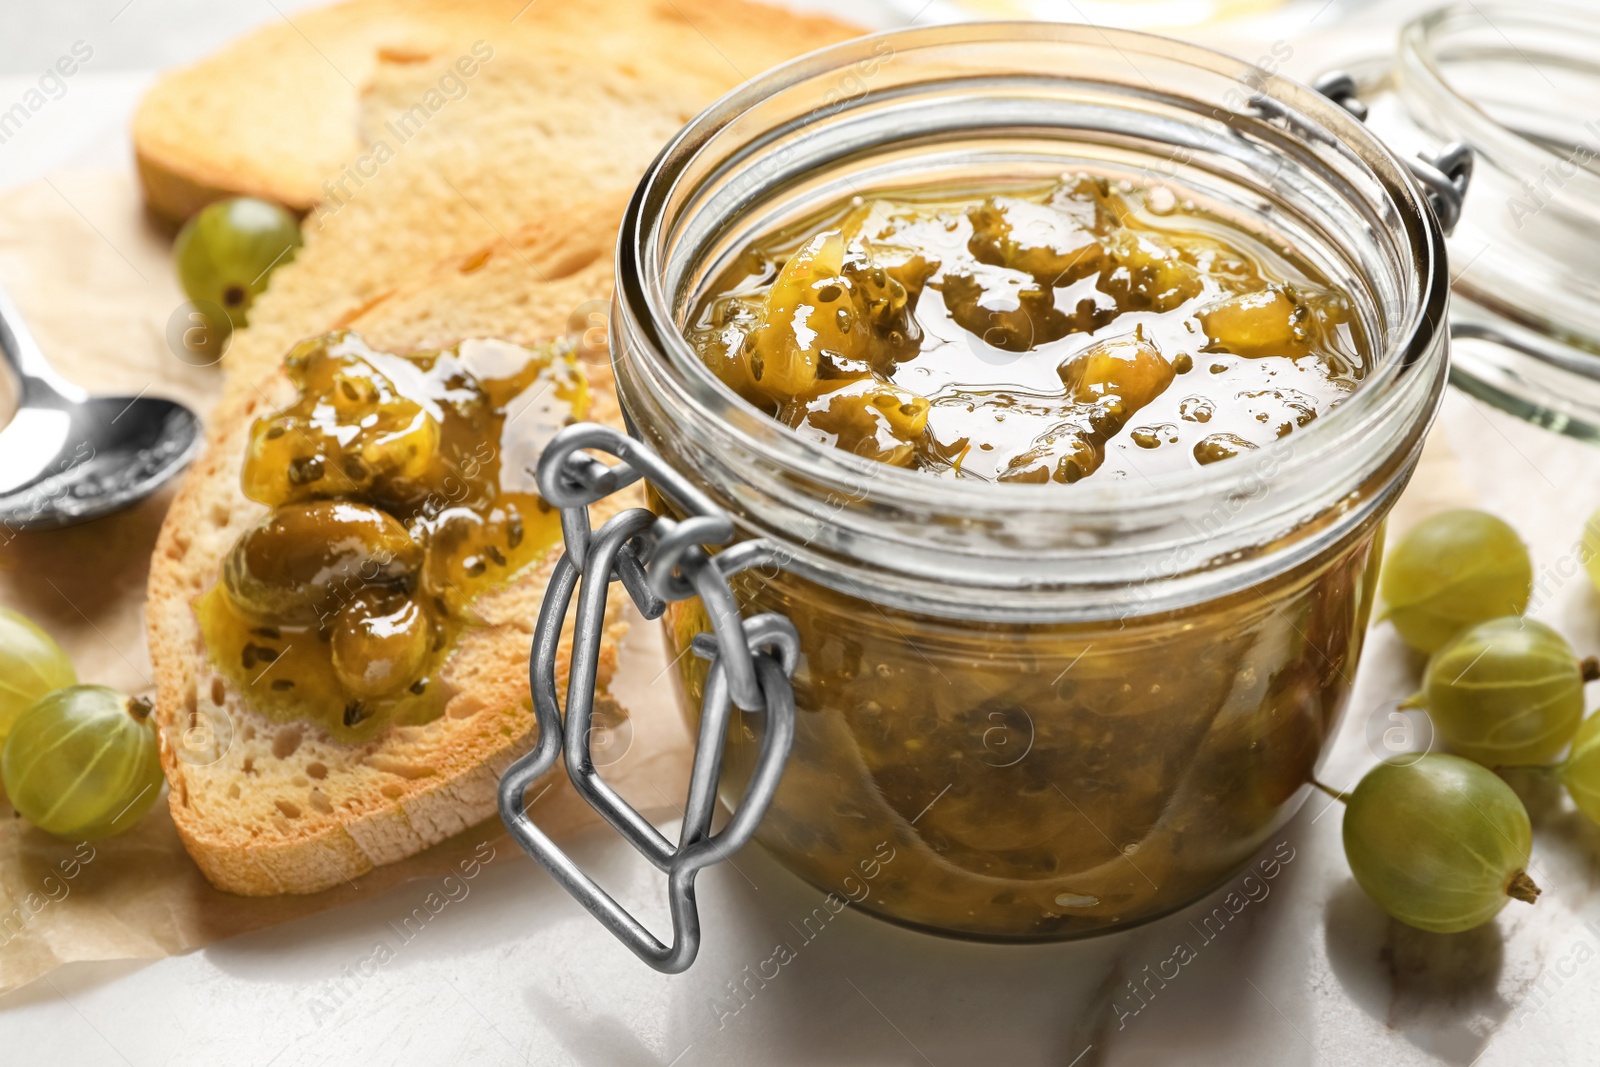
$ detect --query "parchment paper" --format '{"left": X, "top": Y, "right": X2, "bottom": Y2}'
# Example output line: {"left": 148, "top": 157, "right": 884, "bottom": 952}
{"left": 0, "top": 172, "right": 693, "bottom": 996}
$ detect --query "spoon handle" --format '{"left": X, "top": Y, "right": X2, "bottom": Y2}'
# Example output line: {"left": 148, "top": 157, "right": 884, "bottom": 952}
{"left": 0, "top": 281, "right": 86, "bottom": 403}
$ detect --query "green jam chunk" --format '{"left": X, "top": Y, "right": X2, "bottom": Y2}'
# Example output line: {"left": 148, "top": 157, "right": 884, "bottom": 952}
{"left": 198, "top": 331, "right": 586, "bottom": 738}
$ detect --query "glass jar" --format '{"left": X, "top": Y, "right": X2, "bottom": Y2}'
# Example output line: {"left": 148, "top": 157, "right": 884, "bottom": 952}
{"left": 605, "top": 24, "right": 1450, "bottom": 941}
{"left": 1351, "top": 1, "right": 1600, "bottom": 439}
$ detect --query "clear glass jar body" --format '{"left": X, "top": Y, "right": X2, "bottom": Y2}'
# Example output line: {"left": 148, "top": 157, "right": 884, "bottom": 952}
{"left": 614, "top": 24, "right": 1449, "bottom": 939}
{"left": 662, "top": 525, "right": 1381, "bottom": 937}
{"left": 1362, "top": 2, "right": 1600, "bottom": 438}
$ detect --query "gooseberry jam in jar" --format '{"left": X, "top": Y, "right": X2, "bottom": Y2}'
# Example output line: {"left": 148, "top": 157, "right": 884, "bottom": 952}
{"left": 610, "top": 24, "right": 1451, "bottom": 939}
{"left": 686, "top": 177, "right": 1367, "bottom": 482}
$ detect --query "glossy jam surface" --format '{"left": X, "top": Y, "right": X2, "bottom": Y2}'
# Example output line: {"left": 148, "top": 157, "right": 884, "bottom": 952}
{"left": 199, "top": 331, "right": 584, "bottom": 739}
{"left": 686, "top": 177, "right": 1367, "bottom": 483}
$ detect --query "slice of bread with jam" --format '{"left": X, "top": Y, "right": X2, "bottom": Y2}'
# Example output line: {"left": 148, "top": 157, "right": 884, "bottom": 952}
{"left": 141, "top": 0, "right": 859, "bottom": 894}
{"left": 145, "top": 198, "right": 635, "bottom": 895}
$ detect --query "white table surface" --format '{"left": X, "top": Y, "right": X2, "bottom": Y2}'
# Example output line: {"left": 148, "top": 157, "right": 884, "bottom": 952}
{"left": 4, "top": 2, "right": 1599, "bottom": 1065}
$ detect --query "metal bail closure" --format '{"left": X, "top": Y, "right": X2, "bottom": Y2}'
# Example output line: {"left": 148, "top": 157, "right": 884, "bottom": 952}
{"left": 1313, "top": 70, "right": 1475, "bottom": 236}
{"left": 497, "top": 422, "right": 800, "bottom": 974}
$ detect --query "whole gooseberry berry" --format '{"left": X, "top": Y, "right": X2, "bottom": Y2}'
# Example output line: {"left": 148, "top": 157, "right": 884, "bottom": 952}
{"left": 1, "top": 685, "right": 164, "bottom": 839}
{"left": 1413, "top": 616, "right": 1589, "bottom": 767}
{"left": 1343, "top": 755, "right": 1539, "bottom": 933}
{"left": 1379, "top": 509, "right": 1532, "bottom": 654}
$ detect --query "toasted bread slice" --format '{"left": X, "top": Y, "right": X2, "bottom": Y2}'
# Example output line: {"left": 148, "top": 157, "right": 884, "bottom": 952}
{"left": 141, "top": 0, "right": 860, "bottom": 895}
{"left": 146, "top": 197, "right": 633, "bottom": 895}
{"left": 133, "top": 0, "right": 860, "bottom": 224}
{"left": 170, "top": 0, "right": 858, "bottom": 397}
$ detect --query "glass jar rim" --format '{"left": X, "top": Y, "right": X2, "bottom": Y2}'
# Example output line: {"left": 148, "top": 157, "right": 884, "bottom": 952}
{"left": 614, "top": 22, "right": 1450, "bottom": 619}
{"left": 1397, "top": 1, "right": 1600, "bottom": 214}
{"left": 1386, "top": 1, "right": 1600, "bottom": 439}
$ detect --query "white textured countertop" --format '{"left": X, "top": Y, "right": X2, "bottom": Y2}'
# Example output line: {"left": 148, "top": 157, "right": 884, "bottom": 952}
{"left": 4, "top": 2, "right": 1599, "bottom": 1065}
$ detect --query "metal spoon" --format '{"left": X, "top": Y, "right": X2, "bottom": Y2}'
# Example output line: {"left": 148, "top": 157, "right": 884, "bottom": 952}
{"left": 0, "top": 283, "right": 200, "bottom": 531}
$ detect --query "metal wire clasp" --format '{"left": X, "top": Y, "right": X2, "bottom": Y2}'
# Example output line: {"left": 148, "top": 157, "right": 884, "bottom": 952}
{"left": 1314, "top": 70, "right": 1474, "bottom": 235}
{"left": 497, "top": 423, "right": 798, "bottom": 974}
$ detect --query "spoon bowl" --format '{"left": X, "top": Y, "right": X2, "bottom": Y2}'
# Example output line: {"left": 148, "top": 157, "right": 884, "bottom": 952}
{"left": 0, "top": 283, "right": 202, "bottom": 532}
{"left": 0, "top": 393, "right": 200, "bottom": 531}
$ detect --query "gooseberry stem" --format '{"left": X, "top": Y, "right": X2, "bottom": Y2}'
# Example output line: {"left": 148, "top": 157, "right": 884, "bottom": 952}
{"left": 1312, "top": 779, "right": 1351, "bottom": 804}
{"left": 1494, "top": 762, "right": 1559, "bottom": 778}
{"left": 1582, "top": 656, "right": 1600, "bottom": 683}
{"left": 1506, "top": 870, "right": 1542, "bottom": 905}
{"left": 127, "top": 695, "right": 154, "bottom": 721}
